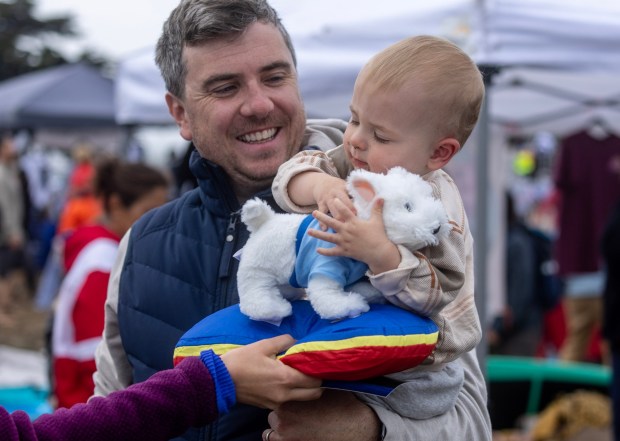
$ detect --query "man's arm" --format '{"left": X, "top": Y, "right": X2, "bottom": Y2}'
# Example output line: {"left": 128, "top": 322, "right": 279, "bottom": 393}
{"left": 268, "top": 390, "right": 383, "bottom": 441}
{"left": 93, "top": 232, "right": 134, "bottom": 396}
{"left": 267, "top": 350, "right": 491, "bottom": 441}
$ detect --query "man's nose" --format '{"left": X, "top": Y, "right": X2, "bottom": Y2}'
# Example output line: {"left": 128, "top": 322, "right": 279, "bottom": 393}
{"left": 240, "top": 84, "right": 274, "bottom": 118}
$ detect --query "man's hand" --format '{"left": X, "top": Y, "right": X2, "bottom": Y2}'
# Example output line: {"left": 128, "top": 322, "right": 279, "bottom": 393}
{"left": 263, "top": 389, "right": 382, "bottom": 441}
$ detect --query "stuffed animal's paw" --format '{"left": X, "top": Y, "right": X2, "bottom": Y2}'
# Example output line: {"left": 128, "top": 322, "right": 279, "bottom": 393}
{"left": 239, "top": 296, "right": 293, "bottom": 322}
{"left": 309, "top": 291, "right": 370, "bottom": 320}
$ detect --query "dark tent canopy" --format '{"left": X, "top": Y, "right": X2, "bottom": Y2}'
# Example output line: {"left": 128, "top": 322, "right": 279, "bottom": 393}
{"left": 0, "top": 63, "right": 117, "bottom": 130}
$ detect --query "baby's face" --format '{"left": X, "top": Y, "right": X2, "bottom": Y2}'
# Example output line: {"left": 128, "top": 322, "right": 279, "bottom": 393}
{"left": 343, "top": 74, "right": 440, "bottom": 176}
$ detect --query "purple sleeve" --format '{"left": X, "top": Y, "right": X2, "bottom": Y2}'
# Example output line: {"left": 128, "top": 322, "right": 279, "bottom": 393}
{"left": 0, "top": 357, "right": 218, "bottom": 441}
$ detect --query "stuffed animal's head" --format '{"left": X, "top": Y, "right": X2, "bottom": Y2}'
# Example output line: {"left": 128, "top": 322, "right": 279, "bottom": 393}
{"left": 346, "top": 167, "right": 450, "bottom": 250}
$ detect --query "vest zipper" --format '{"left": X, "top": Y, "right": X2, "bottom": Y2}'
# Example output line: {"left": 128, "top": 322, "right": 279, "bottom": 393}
{"left": 220, "top": 209, "right": 240, "bottom": 276}
{"left": 217, "top": 210, "right": 242, "bottom": 310}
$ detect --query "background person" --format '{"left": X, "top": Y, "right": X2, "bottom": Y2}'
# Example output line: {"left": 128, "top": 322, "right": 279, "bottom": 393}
{"left": 52, "top": 158, "right": 169, "bottom": 409}
{"left": 56, "top": 144, "right": 103, "bottom": 235}
{"left": 602, "top": 155, "right": 620, "bottom": 441}
{"left": 489, "top": 193, "right": 544, "bottom": 356}
{"left": 0, "top": 132, "right": 27, "bottom": 328}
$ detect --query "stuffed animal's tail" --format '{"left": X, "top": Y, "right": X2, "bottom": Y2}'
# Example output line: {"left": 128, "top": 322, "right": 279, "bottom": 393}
{"left": 240, "top": 198, "right": 275, "bottom": 233}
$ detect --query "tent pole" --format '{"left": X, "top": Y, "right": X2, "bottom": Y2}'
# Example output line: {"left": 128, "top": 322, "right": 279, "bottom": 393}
{"left": 475, "top": 65, "right": 499, "bottom": 377}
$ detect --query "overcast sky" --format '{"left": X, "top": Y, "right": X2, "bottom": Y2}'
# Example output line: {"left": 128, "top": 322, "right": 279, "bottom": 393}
{"left": 36, "top": 0, "right": 181, "bottom": 61}
{"left": 34, "top": 0, "right": 451, "bottom": 63}
{"left": 33, "top": 0, "right": 404, "bottom": 63}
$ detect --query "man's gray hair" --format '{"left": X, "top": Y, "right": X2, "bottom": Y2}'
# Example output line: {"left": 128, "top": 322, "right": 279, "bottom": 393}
{"left": 156, "top": 0, "right": 296, "bottom": 98}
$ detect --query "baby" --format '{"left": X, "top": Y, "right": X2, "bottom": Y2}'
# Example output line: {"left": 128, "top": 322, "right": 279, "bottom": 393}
{"left": 272, "top": 35, "right": 485, "bottom": 420}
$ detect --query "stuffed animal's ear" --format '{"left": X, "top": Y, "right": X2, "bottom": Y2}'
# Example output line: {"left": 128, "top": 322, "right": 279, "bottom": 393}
{"left": 350, "top": 179, "right": 377, "bottom": 204}
{"left": 347, "top": 172, "right": 380, "bottom": 218}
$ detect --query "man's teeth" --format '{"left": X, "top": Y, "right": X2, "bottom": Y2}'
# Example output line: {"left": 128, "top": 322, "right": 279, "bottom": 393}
{"left": 239, "top": 128, "right": 277, "bottom": 143}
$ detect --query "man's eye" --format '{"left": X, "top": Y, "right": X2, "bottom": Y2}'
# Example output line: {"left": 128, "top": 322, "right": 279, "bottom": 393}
{"left": 212, "top": 85, "right": 237, "bottom": 95}
{"left": 265, "top": 75, "right": 285, "bottom": 85}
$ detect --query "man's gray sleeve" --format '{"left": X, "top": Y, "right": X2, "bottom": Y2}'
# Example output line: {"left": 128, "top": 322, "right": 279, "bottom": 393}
{"left": 92, "top": 231, "right": 134, "bottom": 397}
{"left": 303, "top": 118, "right": 349, "bottom": 150}
{"left": 364, "top": 350, "right": 492, "bottom": 441}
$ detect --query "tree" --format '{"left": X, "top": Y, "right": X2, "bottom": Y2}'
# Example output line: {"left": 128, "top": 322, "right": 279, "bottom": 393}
{"left": 0, "top": 0, "right": 108, "bottom": 81}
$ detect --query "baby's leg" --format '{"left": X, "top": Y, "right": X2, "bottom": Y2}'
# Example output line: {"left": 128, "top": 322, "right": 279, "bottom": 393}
{"left": 361, "top": 360, "right": 465, "bottom": 420}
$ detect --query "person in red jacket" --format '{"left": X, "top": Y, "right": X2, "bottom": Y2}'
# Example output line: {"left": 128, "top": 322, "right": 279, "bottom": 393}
{"left": 1, "top": 334, "right": 322, "bottom": 441}
{"left": 52, "top": 158, "right": 170, "bottom": 408}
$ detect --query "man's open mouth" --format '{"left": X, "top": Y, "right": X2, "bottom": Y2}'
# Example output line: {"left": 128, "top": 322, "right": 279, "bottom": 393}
{"left": 238, "top": 128, "right": 278, "bottom": 143}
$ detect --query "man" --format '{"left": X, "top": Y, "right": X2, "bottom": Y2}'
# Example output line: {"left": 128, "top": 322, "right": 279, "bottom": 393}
{"left": 94, "top": 1, "right": 492, "bottom": 440}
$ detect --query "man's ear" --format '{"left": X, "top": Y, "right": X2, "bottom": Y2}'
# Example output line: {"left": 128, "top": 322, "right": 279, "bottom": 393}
{"left": 428, "top": 138, "right": 460, "bottom": 171}
{"left": 165, "top": 92, "right": 192, "bottom": 141}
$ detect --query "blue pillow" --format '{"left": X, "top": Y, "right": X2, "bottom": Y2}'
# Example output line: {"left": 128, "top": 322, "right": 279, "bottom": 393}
{"left": 174, "top": 300, "right": 438, "bottom": 392}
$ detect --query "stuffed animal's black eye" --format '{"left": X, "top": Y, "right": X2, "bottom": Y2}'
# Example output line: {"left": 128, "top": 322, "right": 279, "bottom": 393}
{"left": 404, "top": 202, "right": 413, "bottom": 212}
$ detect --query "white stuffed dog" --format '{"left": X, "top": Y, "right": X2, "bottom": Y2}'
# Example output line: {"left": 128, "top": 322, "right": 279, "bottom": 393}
{"left": 237, "top": 167, "right": 450, "bottom": 321}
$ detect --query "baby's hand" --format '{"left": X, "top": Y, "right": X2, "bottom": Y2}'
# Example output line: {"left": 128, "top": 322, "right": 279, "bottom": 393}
{"left": 309, "top": 198, "right": 401, "bottom": 273}
{"left": 312, "top": 176, "right": 355, "bottom": 229}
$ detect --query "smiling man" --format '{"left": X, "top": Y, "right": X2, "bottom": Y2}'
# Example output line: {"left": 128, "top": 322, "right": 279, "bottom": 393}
{"left": 92, "top": 1, "right": 354, "bottom": 440}
{"left": 93, "top": 1, "right": 491, "bottom": 441}
{"left": 165, "top": 20, "right": 307, "bottom": 201}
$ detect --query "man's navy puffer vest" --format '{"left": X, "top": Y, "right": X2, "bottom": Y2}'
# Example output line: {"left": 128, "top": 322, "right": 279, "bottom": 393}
{"left": 118, "top": 150, "right": 278, "bottom": 441}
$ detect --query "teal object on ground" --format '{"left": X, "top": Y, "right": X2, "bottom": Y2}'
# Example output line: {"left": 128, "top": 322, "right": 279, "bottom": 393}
{"left": 487, "top": 355, "right": 611, "bottom": 415}
{"left": 0, "top": 386, "right": 52, "bottom": 419}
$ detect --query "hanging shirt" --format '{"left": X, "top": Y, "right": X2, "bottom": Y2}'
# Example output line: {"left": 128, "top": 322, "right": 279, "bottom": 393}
{"left": 553, "top": 130, "right": 620, "bottom": 275}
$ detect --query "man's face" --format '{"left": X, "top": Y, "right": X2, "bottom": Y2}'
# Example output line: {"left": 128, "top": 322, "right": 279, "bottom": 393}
{"left": 166, "top": 22, "right": 306, "bottom": 198}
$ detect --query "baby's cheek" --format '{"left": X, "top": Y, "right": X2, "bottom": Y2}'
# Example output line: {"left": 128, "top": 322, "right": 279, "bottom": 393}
{"left": 343, "top": 145, "right": 354, "bottom": 161}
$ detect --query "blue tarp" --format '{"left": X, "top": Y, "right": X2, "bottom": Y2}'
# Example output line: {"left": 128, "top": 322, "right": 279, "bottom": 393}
{"left": 0, "top": 63, "right": 117, "bottom": 129}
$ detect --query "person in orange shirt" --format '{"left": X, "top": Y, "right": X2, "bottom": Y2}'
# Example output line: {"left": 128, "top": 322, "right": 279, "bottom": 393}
{"left": 56, "top": 146, "right": 102, "bottom": 235}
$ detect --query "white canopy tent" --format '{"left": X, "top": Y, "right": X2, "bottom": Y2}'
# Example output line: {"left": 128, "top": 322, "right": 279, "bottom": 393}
{"left": 112, "top": 0, "right": 620, "bottom": 341}
{"left": 115, "top": 0, "right": 620, "bottom": 128}
{"left": 114, "top": 0, "right": 477, "bottom": 125}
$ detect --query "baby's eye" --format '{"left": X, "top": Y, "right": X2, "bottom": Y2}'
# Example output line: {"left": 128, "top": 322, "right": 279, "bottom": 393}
{"left": 404, "top": 202, "right": 413, "bottom": 212}
{"left": 374, "top": 132, "right": 389, "bottom": 143}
